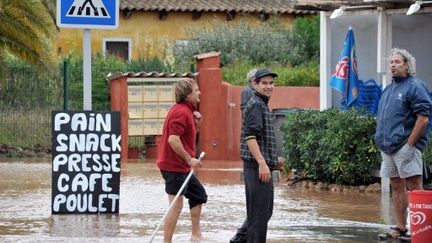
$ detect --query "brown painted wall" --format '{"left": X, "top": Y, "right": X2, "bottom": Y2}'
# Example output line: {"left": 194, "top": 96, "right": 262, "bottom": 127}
{"left": 110, "top": 76, "right": 129, "bottom": 162}
{"left": 110, "top": 53, "right": 319, "bottom": 161}
{"left": 223, "top": 85, "right": 320, "bottom": 161}
{"left": 196, "top": 53, "right": 319, "bottom": 161}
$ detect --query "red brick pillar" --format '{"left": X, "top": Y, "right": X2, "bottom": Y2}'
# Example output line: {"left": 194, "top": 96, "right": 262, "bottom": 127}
{"left": 195, "top": 52, "right": 229, "bottom": 160}
{"left": 109, "top": 76, "right": 128, "bottom": 162}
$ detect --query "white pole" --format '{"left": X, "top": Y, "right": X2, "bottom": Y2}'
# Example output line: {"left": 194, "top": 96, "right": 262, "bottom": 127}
{"left": 148, "top": 152, "right": 206, "bottom": 243}
{"left": 320, "top": 11, "right": 332, "bottom": 110}
{"left": 83, "top": 29, "right": 92, "bottom": 110}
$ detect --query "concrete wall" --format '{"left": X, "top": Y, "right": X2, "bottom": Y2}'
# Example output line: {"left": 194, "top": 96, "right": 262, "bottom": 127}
{"left": 392, "top": 14, "right": 432, "bottom": 89}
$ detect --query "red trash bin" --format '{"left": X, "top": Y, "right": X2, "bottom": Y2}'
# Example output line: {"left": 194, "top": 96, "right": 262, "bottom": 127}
{"left": 408, "top": 190, "right": 432, "bottom": 243}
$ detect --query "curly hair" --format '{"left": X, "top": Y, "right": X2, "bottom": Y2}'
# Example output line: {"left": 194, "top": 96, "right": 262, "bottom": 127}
{"left": 390, "top": 48, "right": 416, "bottom": 76}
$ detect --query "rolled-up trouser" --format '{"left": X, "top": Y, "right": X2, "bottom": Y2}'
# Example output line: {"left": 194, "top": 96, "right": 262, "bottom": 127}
{"left": 243, "top": 165, "right": 274, "bottom": 243}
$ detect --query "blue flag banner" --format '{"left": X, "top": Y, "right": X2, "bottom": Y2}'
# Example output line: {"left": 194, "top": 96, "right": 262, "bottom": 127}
{"left": 329, "top": 28, "right": 359, "bottom": 109}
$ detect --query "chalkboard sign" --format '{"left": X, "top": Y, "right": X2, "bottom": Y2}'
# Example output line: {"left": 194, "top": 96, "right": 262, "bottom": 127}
{"left": 51, "top": 111, "right": 121, "bottom": 214}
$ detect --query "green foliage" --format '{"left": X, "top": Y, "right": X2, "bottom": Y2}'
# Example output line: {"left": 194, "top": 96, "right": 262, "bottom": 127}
{"left": 0, "top": 0, "right": 56, "bottom": 72}
{"left": 65, "top": 52, "right": 171, "bottom": 110}
{"left": 0, "top": 54, "right": 61, "bottom": 108}
{"left": 173, "top": 15, "right": 319, "bottom": 70}
{"left": 222, "top": 61, "right": 319, "bottom": 86}
{"left": 67, "top": 53, "right": 126, "bottom": 110}
{"left": 290, "top": 15, "right": 320, "bottom": 64}
{"left": 0, "top": 53, "right": 172, "bottom": 148}
{"left": 0, "top": 52, "right": 172, "bottom": 111}
{"left": 422, "top": 133, "right": 432, "bottom": 167}
{"left": 128, "top": 57, "right": 173, "bottom": 73}
{"left": 280, "top": 108, "right": 380, "bottom": 186}
{"left": 0, "top": 107, "right": 52, "bottom": 147}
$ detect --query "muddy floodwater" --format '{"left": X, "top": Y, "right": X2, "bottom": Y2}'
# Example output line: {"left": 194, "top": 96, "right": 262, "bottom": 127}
{"left": 0, "top": 158, "right": 397, "bottom": 242}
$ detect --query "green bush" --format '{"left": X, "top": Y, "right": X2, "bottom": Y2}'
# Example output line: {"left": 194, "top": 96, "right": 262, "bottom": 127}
{"left": 0, "top": 54, "right": 62, "bottom": 108}
{"left": 222, "top": 61, "right": 319, "bottom": 86}
{"left": 0, "top": 107, "right": 52, "bottom": 147}
{"left": 280, "top": 108, "right": 380, "bottom": 185}
{"left": 67, "top": 52, "right": 126, "bottom": 110}
{"left": 65, "top": 52, "right": 171, "bottom": 110}
{"left": 173, "top": 15, "right": 319, "bottom": 70}
{"left": 422, "top": 134, "right": 432, "bottom": 167}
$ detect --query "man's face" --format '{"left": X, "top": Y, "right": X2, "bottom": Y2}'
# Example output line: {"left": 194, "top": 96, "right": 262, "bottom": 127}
{"left": 390, "top": 53, "right": 409, "bottom": 78}
{"left": 254, "top": 75, "right": 274, "bottom": 98}
{"left": 186, "top": 83, "right": 201, "bottom": 106}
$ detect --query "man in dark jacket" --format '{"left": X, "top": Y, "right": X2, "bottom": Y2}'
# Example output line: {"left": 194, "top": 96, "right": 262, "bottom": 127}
{"left": 240, "top": 68, "right": 257, "bottom": 116}
{"left": 230, "top": 68, "right": 257, "bottom": 243}
{"left": 376, "top": 48, "right": 432, "bottom": 241}
{"left": 231, "top": 68, "right": 278, "bottom": 243}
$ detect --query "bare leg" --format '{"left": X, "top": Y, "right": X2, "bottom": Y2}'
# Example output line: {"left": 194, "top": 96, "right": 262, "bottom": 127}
{"left": 406, "top": 175, "right": 423, "bottom": 224}
{"left": 190, "top": 204, "right": 203, "bottom": 241}
{"left": 390, "top": 177, "right": 408, "bottom": 231}
{"left": 405, "top": 175, "right": 423, "bottom": 191}
{"left": 164, "top": 195, "right": 184, "bottom": 243}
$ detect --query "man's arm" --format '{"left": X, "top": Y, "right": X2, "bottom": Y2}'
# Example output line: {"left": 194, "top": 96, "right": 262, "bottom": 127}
{"left": 168, "top": 135, "right": 201, "bottom": 170}
{"left": 407, "top": 114, "right": 429, "bottom": 147}
{"left": 246, "top": 138, "right": 271, "bottom": 183}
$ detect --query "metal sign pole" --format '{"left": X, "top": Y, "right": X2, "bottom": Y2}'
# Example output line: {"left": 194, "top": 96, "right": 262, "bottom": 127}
{"left": 83, "top": 28, "right": 92, "bottom": 110}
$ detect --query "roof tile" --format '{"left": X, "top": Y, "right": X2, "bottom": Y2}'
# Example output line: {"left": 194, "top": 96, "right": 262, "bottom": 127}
{"left": 120, "top": 0, "right": 314, "bottom": 14}
{"left": 107, "top": 72, "right": 198, "bottom": 81}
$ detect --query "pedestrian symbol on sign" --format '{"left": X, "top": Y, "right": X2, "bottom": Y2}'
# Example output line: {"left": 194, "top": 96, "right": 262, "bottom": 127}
{"left": 67, "top": 0, "right": 110, "bottom": 18}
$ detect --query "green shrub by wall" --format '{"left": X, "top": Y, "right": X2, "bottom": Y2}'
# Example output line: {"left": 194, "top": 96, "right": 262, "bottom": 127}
{"left": 173, "top": 15, "right": 319, "bottom": 69}
{"left": 222, "top": 61, "right": 319, "bottom": 86}
{"left": 66, "top": 53, "right": 171, "bottom": 110}
{"left": 280, "top": 109, "right": 381, "bottom": 186}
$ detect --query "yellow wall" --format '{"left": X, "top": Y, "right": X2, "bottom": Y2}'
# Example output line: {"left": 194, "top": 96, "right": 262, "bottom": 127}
{"left": 54, "top": 11, "right": 296, "bottom": 60}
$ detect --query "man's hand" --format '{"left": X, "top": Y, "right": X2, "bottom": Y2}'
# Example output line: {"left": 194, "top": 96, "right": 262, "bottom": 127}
{"left": 188, "top": 157, "right": 202, "bottom": 171}
{"left": 193, "top": 111, "right": 202, "bottom": 129}
{"left": 258, "top": 163, "right": 271, "bottom": 183}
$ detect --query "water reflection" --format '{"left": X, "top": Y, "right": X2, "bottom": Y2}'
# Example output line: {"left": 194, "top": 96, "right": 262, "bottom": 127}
{"left": 0, "top": 159, "right": 394, "bottom": 242}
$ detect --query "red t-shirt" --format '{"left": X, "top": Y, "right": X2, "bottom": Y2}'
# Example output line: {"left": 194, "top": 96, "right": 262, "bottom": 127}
{"left": 157, "top": 101, "right": 196, "bottom": 173}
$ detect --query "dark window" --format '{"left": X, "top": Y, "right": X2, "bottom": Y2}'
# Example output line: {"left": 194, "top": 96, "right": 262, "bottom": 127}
{"left": 105, "top": 41, "right": 129, "bottom": 60}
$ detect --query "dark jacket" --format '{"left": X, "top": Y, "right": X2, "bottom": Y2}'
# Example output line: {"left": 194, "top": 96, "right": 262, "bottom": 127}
{"left": 240, "top": 84, "right": 254, "bottom": 113}
{"left": 375, "top": 75, "right": 432, "bottom": 154}
{"left": 240, "top": 91, "right": 277, "bottom": 170}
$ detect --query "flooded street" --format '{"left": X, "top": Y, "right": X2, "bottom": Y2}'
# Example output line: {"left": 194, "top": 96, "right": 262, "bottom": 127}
{"left": 0, "top": 158, "right": 394, "bottom": 242}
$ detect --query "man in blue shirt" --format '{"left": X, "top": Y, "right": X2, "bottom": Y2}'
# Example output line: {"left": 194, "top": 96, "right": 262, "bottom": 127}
{"left": 376, "top": 48, "right": 432, "bottom": 241}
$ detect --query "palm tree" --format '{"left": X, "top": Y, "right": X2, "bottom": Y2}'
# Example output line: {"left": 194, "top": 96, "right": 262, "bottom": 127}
{"left": 0, "top": 0, "right": 56, "bottom": 70}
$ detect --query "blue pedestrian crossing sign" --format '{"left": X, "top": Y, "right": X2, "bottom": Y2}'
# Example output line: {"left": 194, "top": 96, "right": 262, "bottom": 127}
{"left": 57, "top": 0, "right": 119, "bottom": 29}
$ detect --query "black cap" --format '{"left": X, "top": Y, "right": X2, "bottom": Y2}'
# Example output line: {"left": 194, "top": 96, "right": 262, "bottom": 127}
{"left": 254, "top": 68, "right": 278, "bottom": 80}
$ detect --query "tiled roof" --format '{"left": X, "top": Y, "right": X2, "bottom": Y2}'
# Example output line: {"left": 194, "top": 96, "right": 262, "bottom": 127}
{"left": 120, "top": 0, "right": 314, "bottom": 14}
{"left": 107, "top": 72, "right": 197, "bottom": 81}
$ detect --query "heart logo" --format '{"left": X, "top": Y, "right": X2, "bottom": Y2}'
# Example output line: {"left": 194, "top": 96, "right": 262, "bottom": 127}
{"left": 410, "top": 211, "right": 427, "bottom": 225}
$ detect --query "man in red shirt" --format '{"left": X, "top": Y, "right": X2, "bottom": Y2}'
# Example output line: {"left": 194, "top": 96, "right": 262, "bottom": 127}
{"left": 157, "top": 78, "right": 207, "bottom": 243}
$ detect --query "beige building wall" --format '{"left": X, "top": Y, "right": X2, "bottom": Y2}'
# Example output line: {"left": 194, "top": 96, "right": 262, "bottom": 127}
{"left": 54, "top": 11, "right": 296, "bottom": 60}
